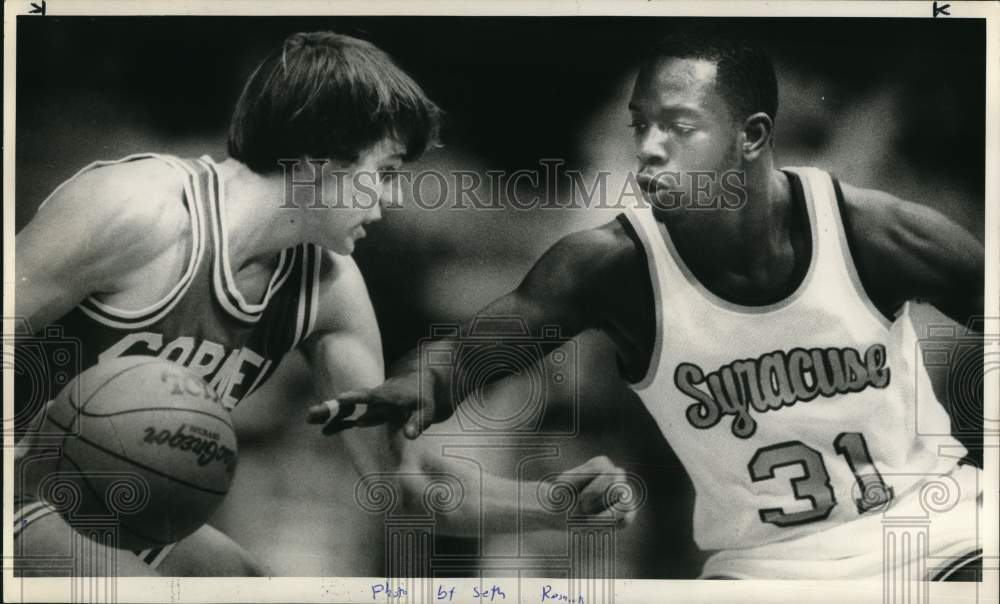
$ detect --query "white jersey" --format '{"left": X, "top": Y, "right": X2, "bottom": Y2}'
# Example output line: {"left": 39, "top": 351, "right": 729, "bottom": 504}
{"left": 623, "top": 167, "right": 965, "bottom": 552}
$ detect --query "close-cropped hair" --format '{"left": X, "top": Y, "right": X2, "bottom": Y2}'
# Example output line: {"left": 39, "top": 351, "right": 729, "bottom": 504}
{"left": 228, "top": 31, "right": 441, "bottom": 173}
{"left": 640, "top": 30, "right": 778, "bottom": 126}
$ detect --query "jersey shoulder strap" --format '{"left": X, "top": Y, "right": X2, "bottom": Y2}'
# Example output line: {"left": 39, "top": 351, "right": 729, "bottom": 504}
{"left": 782, "top": 166, "right": 892, "bottom": 328}
{"left": 72, "top": 154, "right": 210, "bottom": 329}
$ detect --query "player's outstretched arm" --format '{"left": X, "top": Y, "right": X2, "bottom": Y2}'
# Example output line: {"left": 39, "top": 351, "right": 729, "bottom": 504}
{"left": 299, "top": 252, "right": 398, "bottom": 477}
{"left": 301, "top": 248, "right": 637, "bottom": 536}
{"left": 306, "top": 221, "right": 632, "bottom": 439}
{"left": 839, "top": 183, "right": 984, "bottom": 328}
{"left": 15, "top": 163, "right": 179, "bottom": 332}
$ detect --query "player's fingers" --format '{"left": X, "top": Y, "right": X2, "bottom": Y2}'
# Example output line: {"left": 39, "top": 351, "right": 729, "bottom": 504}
{"left": 321, "top": 419, "right": 358, "bottom": 436}
{"left": 611, "top": 507, "right": 636, "bottom": 527}
{"left": 344, "top": 386, "right": 416, "bottom": 412}
{"left": 402, "top": 401, "right": 435, "bottom": 440}
{"left": 352, "top": 402, "right": 407, "bottom": 427}
{"left": 308, "top": 398, "right": 370, "bottom": 424}
{"left": 549, "top": 473, "right": 587, "bottom": 493}
{"left": 403, "top": 416, "right": 422, "bottom": 440}
{"left": 333, "top": 389, "right": 380, "bottom": 406}
{"left": 307, "top": 399, "right": 346, "bottom": 424}
{"left": 557, "top": 456, "right": 603, "bottom": 481}
{"left": 307, "top": 386, "right": 401, "bottom": 424}
{"left": 314, "top": 399, "right": 408, "bottom": 435}
{"left": 581, "top": 455, "right": 614, "bottom": 472}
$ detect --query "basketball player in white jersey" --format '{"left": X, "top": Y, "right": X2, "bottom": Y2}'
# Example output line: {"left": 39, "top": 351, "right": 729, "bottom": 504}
{"left": 312, "top": 32, "right": 985, "bottom": 580}
{"left": 12, "top": 31, "right": 629, "bottom": 577}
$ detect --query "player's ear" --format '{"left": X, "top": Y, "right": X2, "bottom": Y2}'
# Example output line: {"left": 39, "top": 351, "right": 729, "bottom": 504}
{"left": 740, "top": 112, "right": 773, "bottom": 161}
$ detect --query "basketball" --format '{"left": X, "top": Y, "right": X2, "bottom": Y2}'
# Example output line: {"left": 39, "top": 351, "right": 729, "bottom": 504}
{"left": 38, "top": 356, "right": 238, "bottom": 550}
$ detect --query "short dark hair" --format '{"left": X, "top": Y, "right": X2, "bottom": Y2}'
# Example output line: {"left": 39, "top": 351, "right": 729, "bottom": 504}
{"left": 228, "top": 31, "right": 441, "bottom": 173}
{"left": 639, "top": 31, "right": 778, "bottom": 125}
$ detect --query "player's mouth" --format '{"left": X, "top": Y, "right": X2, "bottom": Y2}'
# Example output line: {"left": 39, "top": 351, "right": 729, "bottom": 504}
{"left": 637, "top": 172, "right": 675, "bottom": 194}
{"left": 353, "top": 225, "right": 367, "bottom": 239}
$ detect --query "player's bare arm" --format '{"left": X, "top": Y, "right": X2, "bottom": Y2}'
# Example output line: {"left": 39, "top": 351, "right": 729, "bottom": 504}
{"left": 13, "top": 160, "right": 193, "bottom": 577}
{"left": 299, "top": 251, "right": 395, "bottom": 473}
{"left": 15, "top": 160, "right": 187, "bottom": 332}
{"left": 12, "top": 31, "right": 454, "bottom": 579}
{"left": 838, "top": 182, "right": 984, "bottom": 328}
{"left": 307, "top": 218, "right": 651, "bottom": 440}
{"left": 301, "top": 250, "right": 637, "bottom": 533}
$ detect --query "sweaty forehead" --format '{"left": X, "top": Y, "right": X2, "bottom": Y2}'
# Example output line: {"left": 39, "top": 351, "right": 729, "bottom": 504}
{"left": 630, "top": 57, "right": 722, "bottom": 113}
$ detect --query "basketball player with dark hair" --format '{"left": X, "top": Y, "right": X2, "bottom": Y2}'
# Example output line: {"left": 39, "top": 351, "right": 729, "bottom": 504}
{"left": 314, "top": 32, "right": 985, "bottom": 580}
{"left": 13, "top": 31, "right": 628, "bottom": 577}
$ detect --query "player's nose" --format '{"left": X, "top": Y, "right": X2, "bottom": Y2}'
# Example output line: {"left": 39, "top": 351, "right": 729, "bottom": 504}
{"left": 373, "top": 178, "right": 395, "bottom": 219}
{"left": 368, "top": 197, "right": 383, "bottom": 223}
{"left": 636, "top": 128, "right": 669, "bottom": 167}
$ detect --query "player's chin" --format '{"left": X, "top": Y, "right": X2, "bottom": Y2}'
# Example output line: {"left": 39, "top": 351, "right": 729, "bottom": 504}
{"left": 330, "top": 235, "right": 357, "bottom": 255}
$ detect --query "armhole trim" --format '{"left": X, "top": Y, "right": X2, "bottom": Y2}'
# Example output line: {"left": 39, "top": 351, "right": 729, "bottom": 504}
{"left": 77, "top": 154, "right": 205, "bottom": 329}
{"left": 618, "top": 210, "right": 664, "bottom": 391}
{"left": 292, "top": 243, "right": 322, "bottom": 348}
{"left": 830, "top": 175, "right": 894, "bottom": 330}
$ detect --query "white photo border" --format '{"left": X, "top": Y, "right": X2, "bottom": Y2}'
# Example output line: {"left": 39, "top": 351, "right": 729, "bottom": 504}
{"left": 3, "top": 1, "right": 998, "bottom": 603}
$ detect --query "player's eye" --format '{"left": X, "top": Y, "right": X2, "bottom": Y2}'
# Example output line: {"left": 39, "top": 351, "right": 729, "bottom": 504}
{"left": 627, "top": 120, "right": 649, "bottom": 133}
{"left": 671, "top": 123, "right": 696, "bottom": 136}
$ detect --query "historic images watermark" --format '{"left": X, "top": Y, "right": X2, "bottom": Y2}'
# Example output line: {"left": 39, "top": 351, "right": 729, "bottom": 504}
{"left": 914, "top": 316, "right": 998, "bottom": 440}
{"left": 346, "top": 315, "right": 646, "bottom": 603}
{"left": 415, "top": 317, "right": 579, "bottom": 438}
{"left": 277, "top": 158, "right": 749, "bottom": 212}
{"left": 3, "top": 318, "right": 82, "bottom": 442}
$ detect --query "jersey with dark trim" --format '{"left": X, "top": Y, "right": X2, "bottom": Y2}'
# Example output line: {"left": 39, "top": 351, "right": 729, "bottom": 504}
{"left": 17, "top": 154, "right": 322, "bottom": 414}
{"left": 620, "top": 167, "right": 963, "bottom": 551}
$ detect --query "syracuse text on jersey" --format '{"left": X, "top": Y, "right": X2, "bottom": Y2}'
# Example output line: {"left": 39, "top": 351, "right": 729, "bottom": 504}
{"left": 675, "top": 343, "right": 891, "bottom": 438}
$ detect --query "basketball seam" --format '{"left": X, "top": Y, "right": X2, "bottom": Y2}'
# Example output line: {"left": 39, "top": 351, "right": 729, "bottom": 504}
{"left": 49, "top": 362, "right": 232, "bottom": 435}
{"left": 68, "top": 432, "right": 231, "bottom": 496}
{"left": 39, "top": 386, "right": 83, "bottom": 434}
{"left": 60, "top": 391, "right": 74, "bottom": 460}
{"left": 60, "top": 451, "right": 111, "bottom": 516}
{"left": 80, "top": 406, "right": 233, "bottom": 427}
{"left": 45, "top": 407, "right": 73, "bottom": 432}
{"left": 73, "top": 359, "right": 171, "bottom": 411}
{"left": 60, "top": 454, "right": 176, "bottom": 547}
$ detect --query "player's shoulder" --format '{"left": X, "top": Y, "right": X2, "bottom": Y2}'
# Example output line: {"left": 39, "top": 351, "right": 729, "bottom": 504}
{"left": 835, "top": 179, "right": 972, "bottom": 250}
{"left": 838, "top": 180, "right": 914, "bottom": 220}
{"left": 549, "top": 216, "right": 641, "bottom": 269}
{"left": 523, "top": 216, "right": 643, "bottom": 301}
{"left": 56, "top": 155, "right": 179, "bottom": 194}
{"left": 42, "top": 157, "right": 189, "bottom": 255}
{"left": 304, "top": 246, "right": 379, "bottom": 340}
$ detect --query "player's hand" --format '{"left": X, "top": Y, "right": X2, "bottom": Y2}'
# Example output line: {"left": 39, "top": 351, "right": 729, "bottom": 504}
{"left": 540, "top": 456, "right": 638, "bottom": 527}
{"left": 305, "top": 370, "right": 446, "bottom": 439}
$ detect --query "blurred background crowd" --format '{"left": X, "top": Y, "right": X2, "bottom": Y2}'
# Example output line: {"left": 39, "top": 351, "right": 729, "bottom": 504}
{"left": 15, "top": 16, "right": 985, "bottom": 578}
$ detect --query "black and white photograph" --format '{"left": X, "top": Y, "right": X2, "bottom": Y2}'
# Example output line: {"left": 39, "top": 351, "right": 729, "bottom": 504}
{"left": 4, "top": 2, "right": 997, "bottom": 603}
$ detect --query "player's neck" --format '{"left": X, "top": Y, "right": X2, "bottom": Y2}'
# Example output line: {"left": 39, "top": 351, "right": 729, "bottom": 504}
{"left": 213, "top": 158, "right": 302, "bottom": 275}
{"left": 663, "top": 161, "right": 798, "bottom": 298}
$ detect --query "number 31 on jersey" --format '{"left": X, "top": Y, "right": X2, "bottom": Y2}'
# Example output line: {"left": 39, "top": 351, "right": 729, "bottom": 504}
{"left": 749, "top": 432, "right": 895, "bottom": 527}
